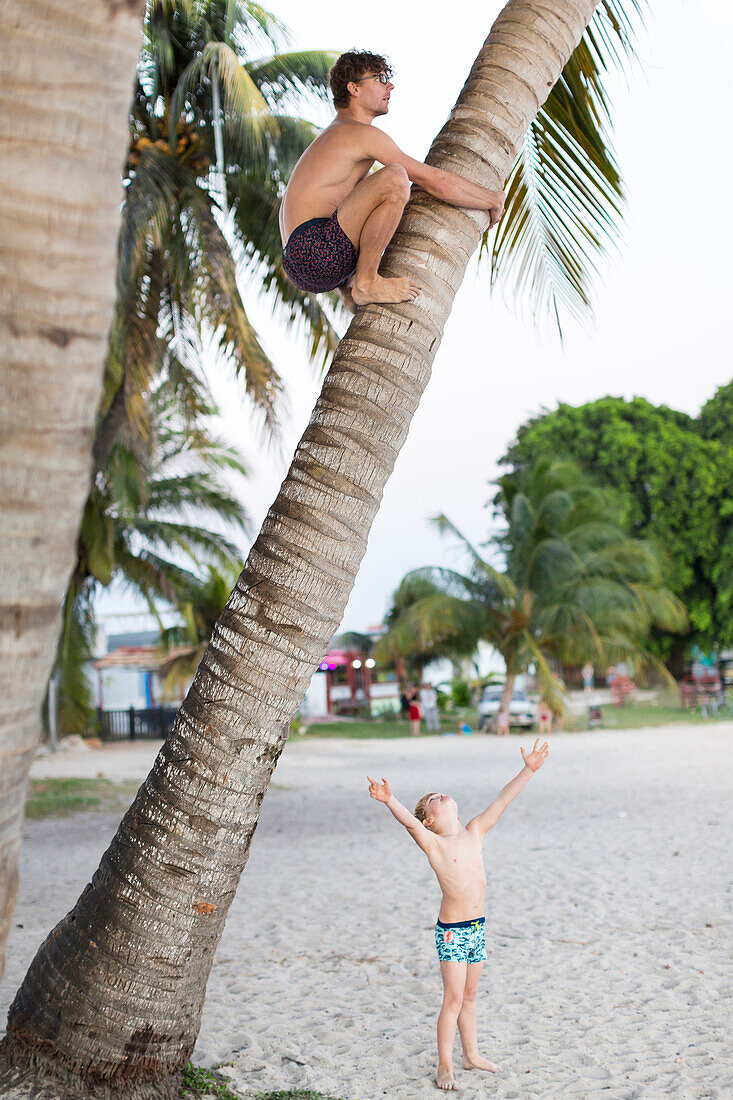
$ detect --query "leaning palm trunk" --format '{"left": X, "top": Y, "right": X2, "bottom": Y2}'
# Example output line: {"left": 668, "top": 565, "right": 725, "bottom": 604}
{"left": 0, "top": 1, "right": 600, "bottom": 1095}
{"left": 0, "top": 1, "right": 144, "bottom": 980}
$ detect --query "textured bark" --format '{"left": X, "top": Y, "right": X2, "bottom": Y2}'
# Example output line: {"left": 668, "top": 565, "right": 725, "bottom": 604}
{"left": 0, "top": 1, "right": 600, "bottom": 1095}
{"left": 0, "top": 0, "right": 144, "bottom": 981}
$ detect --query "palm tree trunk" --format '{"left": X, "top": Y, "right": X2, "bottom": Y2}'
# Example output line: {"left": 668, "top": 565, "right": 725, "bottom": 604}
{"left": 0, "top": 1, "right": 600, "bottom": 1095}
{"left": 0, "top": 0, "right": 143, "bottom": 982}
{"left": 499, "top": 670, "right": 516, "bottom": 716}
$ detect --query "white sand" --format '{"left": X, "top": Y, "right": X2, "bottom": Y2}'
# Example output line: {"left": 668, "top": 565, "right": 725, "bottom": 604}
{"left": 3, "top": 726, "right": 732, "bottom": 1098}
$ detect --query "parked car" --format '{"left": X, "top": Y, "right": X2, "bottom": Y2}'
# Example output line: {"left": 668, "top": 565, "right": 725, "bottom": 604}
{"left": 477, "top": 685, "right": 535, "bottom": 730}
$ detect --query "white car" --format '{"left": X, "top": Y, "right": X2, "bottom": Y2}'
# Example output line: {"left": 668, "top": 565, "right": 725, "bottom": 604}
{"left": 477, "top": 686, "right": 535, "bottom": 730}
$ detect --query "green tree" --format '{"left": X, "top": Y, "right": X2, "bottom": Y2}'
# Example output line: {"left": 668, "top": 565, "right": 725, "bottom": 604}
{"left": 55, "top": 377, "right": 250, "bottom": 733}
{"left": 698, "top": 379, "right": 733, "bottom": 448}
{"left": 95, "top": 0, "right": 341, "bottom": 473}
{"left": 157, "top": 563, "right": 243, "bottom": 696}
{"left": 383, "top": 460, "right": 686, "bottom": 716}
{"left": 504, "top": 396, "right": 729, "bottom": 661}
{"left": 377, "top": 574, "right": 480, "bottom": 682}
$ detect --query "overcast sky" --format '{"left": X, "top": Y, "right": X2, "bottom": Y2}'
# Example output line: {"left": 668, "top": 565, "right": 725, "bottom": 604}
{"left": 98, "top": 0, "right": 733, "bottom": 638}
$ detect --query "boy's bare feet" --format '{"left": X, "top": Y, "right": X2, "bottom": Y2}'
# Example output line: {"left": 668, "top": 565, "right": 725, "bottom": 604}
{"left": 352, "top": 274, "right": 420, "bottom": 306}
{"left": 462, "top": 1054, "right": 500, "bottom": 1072}
{"left": 436, "top": 1064, "right": 458, "bottom": 1090}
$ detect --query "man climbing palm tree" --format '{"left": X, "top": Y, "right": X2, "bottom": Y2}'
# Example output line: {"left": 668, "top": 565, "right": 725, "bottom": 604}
{"left": 279, "top": 49, "right": 506, "bottom": 310}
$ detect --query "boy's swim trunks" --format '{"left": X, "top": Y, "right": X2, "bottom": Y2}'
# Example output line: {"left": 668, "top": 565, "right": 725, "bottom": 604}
{"left": 435, "top": 917, "right": 487, "bottom": 963}
{"left": 282, "top": 210, "right": 357, "bottom": 293}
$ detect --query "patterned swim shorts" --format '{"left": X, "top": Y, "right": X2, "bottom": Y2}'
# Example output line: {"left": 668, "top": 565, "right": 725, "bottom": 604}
{"left": 435, "top": 917, "right": 487, "bottom": 963}
{"left": 282, "top": 210, "right": 358, "bottom": 293}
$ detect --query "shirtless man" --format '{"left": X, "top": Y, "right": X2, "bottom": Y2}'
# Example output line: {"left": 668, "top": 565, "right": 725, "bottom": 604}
{"left": 367, "top": 738, "right": 549, "bottom": 1090}
{"left": 279, "top": 49, "right": 505, "bottom": 311}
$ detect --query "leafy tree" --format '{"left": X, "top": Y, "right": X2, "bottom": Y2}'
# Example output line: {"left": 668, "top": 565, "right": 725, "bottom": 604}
{"left": 54, "top": 377, "right": 249, "bottom": 733}
{"left": 698, "top": 379, "right": 733, "bottom": 448}
{"left": 383, "top": 460, "right": 686, "bottom": 715}
{"left": 96, "top": 0, "right": 341, "bottom": 472}
{"left": 504, "top": 396, "right": 732, "bottom": 659}
{"left": 376, "top": 574, "right": 479, "bottom": 682}
{"left": 158, "top": 563, "right": 242, "bottom": 696}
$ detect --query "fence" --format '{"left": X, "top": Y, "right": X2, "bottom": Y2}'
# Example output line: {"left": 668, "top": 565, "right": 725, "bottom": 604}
{"left": 94, "top": 706, "right": 179, "bottom": 742}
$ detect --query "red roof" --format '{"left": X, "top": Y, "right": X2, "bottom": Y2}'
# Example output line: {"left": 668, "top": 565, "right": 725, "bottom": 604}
{"left": 95, "top": 645, "right": 192, "bottom": 670}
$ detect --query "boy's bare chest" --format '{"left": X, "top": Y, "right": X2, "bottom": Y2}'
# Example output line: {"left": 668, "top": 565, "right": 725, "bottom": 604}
{"left": 433, "top": 835, "right": 485, "bottom": 878}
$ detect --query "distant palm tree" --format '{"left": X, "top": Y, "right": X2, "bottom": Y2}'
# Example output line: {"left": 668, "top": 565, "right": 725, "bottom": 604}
{"left": 54, "top": 376, "right": 249, "bottom": 733}
{"left": 157, "top": 563, "right": 242, "bottom": 696}
{"left": 95, "top": 0, "right": 341, "bottom": 473}
{"left": 382, "top": 460, "right": 686, "bottom": 716}
{"left": 376, "top": 574, "right": 479, "bottom": 682}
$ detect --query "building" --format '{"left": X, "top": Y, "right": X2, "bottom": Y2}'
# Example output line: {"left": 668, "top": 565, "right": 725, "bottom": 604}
{"left": 299, "top": 645, "right": 401, "bottom": 719}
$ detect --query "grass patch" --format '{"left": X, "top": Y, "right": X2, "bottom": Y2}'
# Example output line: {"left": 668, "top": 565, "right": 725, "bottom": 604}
{"left": 180, "top": 1067, "right": 344, "bottom": 1100}
{"left": 25, "top": 778, "right": 141, "bottom": 819}
{"left": 181, "top": 1064, "right": 241, "bottom": 1099}
{"left": 563, "top": 696, "right": 714, "bottom": 732}
{"left": 301, "top": 714, "right": 479, "bottom": 739}
{"left": 301, "top": 698, "right": 722, "bottom": 739}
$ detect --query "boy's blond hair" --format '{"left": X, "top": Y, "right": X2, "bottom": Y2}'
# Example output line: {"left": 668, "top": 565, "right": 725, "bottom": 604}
{"left": 414, "top": 792, "right": 438, "bottom": 825}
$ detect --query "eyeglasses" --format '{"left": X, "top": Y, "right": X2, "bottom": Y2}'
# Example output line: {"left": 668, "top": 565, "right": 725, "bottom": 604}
{"left": 354, "top": 72, "right": 391, "bottom": 86}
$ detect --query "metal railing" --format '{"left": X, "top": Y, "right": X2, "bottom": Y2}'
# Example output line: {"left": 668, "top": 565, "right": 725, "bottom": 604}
{"left": 93, "top": 706, "right": 179, "bottom": 742}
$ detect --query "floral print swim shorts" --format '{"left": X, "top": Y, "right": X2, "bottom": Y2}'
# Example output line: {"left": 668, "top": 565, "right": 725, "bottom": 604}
{"left": 435, "top": 917, "right": 487, "bottom": 963}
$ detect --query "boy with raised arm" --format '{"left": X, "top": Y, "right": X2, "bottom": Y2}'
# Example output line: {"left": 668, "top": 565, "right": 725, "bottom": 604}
{"left": 367, "top": 739, "right": 549, "bottom": 1091}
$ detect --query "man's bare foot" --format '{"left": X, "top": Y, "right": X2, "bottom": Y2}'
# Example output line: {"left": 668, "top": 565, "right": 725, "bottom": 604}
{"left": 436, "top": 1064, "right": 458, "bottom": 1090}
{"left": 462, "top": 1054, "right": 500, "bottom": 1073}
{"left": 352, "top": 274, "right": 420, "bottom": 306}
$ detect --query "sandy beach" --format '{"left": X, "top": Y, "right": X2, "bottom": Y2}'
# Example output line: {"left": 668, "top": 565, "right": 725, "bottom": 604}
{"left": 3, "top": 725, "right": 732, "bottom": 1098}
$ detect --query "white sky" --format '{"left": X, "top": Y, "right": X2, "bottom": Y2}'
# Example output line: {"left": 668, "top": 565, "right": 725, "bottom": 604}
{"left": 98, "top": 0, "right": 733, "bottom": 638}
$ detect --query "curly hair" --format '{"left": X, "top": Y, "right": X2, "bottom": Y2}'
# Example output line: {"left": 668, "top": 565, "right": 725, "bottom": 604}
{"left": 329, "top": 50, "right": 393, "bottom": 109}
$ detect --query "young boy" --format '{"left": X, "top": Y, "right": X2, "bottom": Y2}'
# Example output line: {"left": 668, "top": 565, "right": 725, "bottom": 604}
{"left": 367, "top": 739, "right": 549, "bottom": 1090}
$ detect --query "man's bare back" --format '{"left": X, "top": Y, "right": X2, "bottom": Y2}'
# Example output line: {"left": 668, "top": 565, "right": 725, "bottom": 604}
{"left": 279, "top": 120, "right": 375, "bottom": 244}
{"left": 279, "top": 51, "right": 505, "bottom": 309}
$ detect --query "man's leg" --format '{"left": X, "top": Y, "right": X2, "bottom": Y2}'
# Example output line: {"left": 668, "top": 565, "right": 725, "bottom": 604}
{"left": 458, "top": 962, "right": 500, "bottom": 1073}
{"left": 336, "top": 165, "right": 420, "bottom": 306}
{"left": 437, "top": 960, "right": 465, "bottom": 1090}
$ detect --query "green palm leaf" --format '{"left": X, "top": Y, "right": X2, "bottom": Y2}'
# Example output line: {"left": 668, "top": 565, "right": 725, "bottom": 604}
{"left": 246, "top": 49, "right": 338, "bottom": 105}
{"left": 485, "top": 0, "right": 646, "bottom": 332}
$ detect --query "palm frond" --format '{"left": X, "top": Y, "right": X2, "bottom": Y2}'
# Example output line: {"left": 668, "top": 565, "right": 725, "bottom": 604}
{"left": 173, "top": 173, "right": 283, "bottom": 433}
{"left": 169, "top": 41, "right": 273, "bottom": 152}
{"left": 246, "top": 49, "right": 338, "bottom": 106}
{"left": 114, "top": 545, "right": 200, "bottom": 609}
{"left": 485, "top": 0, "right": 646, "bottom": 332}
{"left": 432, "top": 514, "right": 517, "bottom": 598}
{"left": 53, "top": 580, "right": 96, "bottom": 735}
{"left": 130, "top": 517, "right": 244, "bottom": 568}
